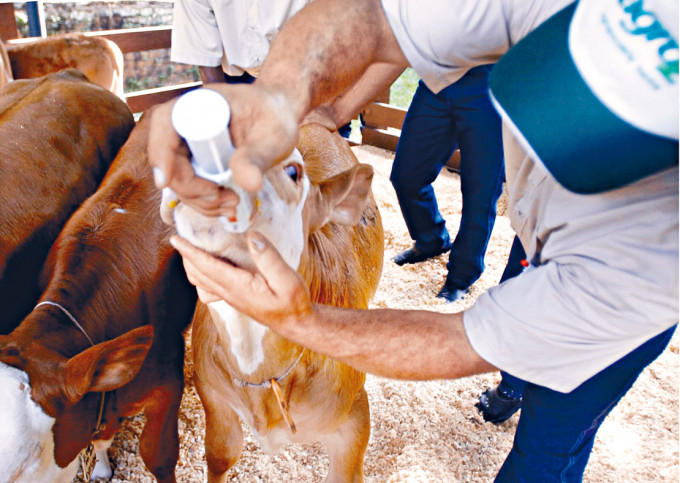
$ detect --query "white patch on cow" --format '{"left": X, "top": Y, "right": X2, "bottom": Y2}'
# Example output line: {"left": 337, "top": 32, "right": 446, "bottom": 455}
{"left": 91, "top": 438, "right": 114, "bottom": 481}
{"left": 113, "top": 208, "right": 126, "bottom": 214}
{"left": 0, "top": 363, "right": 78, "bottom": 483}
{"left": 256, "top": 173, "right": 310, "bottom": 270}
{"left": 209, "top": 300, "right": 268, "bottom": 376}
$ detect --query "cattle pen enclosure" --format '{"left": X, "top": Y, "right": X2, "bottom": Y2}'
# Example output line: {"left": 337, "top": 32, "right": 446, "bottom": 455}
{"left": 85, "top": 146, "right": 680, "bottom": 482}
{"left": 0, "top": 2, "right": 678, "bottom": 482}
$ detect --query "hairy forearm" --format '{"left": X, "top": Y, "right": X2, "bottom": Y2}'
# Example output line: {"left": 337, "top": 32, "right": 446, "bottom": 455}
{"left": 330, "top": 63, "right": 405, "bottom": 126}
{"left": 283, "top": 304, "right": 495, "bottom": 380}
{"left": 258, "top": 0, "right": 408, "bottom": 123}
{"left": 169, "top": 233, "right": 495, "bottom": 380}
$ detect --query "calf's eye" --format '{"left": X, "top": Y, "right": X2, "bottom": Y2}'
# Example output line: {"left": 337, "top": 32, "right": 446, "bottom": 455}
{"left": 283, "top": 163, "right": 300, "bottom": 183}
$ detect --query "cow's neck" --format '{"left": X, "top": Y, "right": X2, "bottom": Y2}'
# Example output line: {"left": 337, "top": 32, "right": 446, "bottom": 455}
{"left": 19, "top": 301, "right": 94, "bottom": 358}
{"left": 201, "top": 173, "right": 311, "bottom": 378}
{"left": 208, "top": 301, "right": 268, "bottom": 376}
{"left": 207, "top": 300, "right": 302, "bottom": 380}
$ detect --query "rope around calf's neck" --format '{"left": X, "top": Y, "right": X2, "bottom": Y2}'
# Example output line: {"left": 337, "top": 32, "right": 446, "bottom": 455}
{"left": 34, "top": 300, "right": 107, "bottom": 437}
{"left": 231, "top": 348, "right": 305, "bottom": 434}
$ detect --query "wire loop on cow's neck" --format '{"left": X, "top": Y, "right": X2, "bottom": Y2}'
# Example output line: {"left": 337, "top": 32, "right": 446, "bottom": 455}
{"left": 231, "top": 348, "right": 305, "bottom": 435}
{"left": 232, "top": 349, "right": 305, "bottom": 389}
{"left": 35, "top": 300, "right": 107, "bottom": 437}
{"left": 35, "top": 301, "right": 94, "bottom": 345}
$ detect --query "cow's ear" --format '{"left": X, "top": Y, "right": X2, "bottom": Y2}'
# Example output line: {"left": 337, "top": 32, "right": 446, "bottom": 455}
{"left": 61, "top": 325, "right": 153, "bottom": 403}
{"left": 309, "top": 164, "right": 374, "bottom": 229}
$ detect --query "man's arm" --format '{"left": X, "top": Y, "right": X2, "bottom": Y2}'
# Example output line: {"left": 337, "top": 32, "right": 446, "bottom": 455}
{"left": 170, "top": 232, "right": 495, "bottom": 381}
{"left": 302, "top": 63, "right": 405, "bottom": 128}
{"left": 149, "top": 0, "right": 408, "bottom": 208}
{"left": 303, "top": 304, "right": 493, "bottom": 380}
{"left": 258, "top": 0, "right": 407, "bottom": 123}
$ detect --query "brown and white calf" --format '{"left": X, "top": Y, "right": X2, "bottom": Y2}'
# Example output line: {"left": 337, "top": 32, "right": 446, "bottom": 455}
{"left": 0, "top": 69, "right": 134, "bottom": 334}
{"left": 0, "top": 113, "right": 197, "bottom": 482}
{"left": 5, "top": 33, "right": 125, "bottom": 99}
{"left": 163, "top": 122, "right": 384, "bottom": 482}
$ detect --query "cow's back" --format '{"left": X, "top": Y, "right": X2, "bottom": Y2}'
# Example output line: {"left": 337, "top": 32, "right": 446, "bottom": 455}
{"left": 0, "top": 69, "right": 134, "bottom": 333}
{"left": 6, "top": 33, "right": 125, "bottom": 99}
{"left": 41, "top": 112, "right": 196, "bottom": 342}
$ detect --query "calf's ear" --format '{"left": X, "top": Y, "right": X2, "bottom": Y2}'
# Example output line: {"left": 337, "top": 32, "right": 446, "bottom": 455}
{"left": 309, "top": 163, "right": 374, "bottom": 230}
{"left": 61, "top": 325, "right": 154, "bottom": 403}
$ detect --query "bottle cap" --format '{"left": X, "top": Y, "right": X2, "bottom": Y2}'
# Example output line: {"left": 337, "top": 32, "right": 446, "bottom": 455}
{"left": 171, "top": 88, "right": 235, "bottom": 176}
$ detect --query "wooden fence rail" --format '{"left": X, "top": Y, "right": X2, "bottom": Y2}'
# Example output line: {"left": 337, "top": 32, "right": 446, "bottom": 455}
{"left": 0, "top": 3, "right": 464, "bottom": 165}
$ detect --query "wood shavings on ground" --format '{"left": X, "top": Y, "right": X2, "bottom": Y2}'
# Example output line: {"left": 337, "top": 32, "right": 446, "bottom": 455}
{"left": 82, "top": 144, "right": 678, "bottom": 482}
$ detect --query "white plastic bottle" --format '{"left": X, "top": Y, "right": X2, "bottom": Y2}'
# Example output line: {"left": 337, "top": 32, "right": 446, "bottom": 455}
{"left": 171, "top": 88, "right": 253, "bottom": 232}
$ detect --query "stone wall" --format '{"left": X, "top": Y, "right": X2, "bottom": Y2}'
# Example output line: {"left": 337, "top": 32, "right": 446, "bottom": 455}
{"left": 14, "top": 1, "right": 199, "bottom": 92}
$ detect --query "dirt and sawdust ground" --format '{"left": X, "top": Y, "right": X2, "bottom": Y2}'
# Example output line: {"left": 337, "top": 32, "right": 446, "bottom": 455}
{"left": 91, "top": 144, "right": 678, "bottom": 482}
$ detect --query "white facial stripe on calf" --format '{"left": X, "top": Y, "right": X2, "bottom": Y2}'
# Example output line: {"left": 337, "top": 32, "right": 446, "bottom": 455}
{"left": 0, "top": 363, "right": 76, "bottom": 483}
{"left": 257, "top": 170, "right": 310, "bottom": 270}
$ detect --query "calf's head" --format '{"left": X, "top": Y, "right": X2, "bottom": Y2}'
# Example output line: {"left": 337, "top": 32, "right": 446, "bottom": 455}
{"left": 162, "top": 124, "right": 375, "bottom": 271}
{"left": 0, "top": 325, "right": 152, "bottom": 482}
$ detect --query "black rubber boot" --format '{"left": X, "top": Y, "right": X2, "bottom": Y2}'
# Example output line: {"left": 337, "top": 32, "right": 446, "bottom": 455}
{"left": 436, "top": 282, "right": 468, "bottom": 303}
{"left": 475, "top": 386, "right": 522, "bottom": 424}
{"left": 393, "top": 243, "right": 452, "bottom": 266}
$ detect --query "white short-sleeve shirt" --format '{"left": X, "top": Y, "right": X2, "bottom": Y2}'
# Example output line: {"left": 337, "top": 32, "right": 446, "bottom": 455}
{"left": 382, "top": 0, "right": 679, "bottom": 393}
{"left": 464, "top": 129, "right": 678, "bottom": 393}
{"left": 171, "top": 0, "right": 310, "bottom": 77}
{"left": 381, "top": 0, "right": 572, "bottom": 93}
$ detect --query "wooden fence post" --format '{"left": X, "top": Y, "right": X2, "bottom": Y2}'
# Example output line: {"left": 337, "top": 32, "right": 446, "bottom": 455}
{"left": 0, "top": 4, "right": 18, "bottom": 41}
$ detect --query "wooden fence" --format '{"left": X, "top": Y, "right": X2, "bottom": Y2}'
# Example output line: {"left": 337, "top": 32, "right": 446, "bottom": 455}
{"left": 0, "top": 2, "right": 461, "bottom": 168}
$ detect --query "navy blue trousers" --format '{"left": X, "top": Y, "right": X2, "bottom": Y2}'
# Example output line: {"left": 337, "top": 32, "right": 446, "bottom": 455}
{"left": 497, "top": 236, "right": 530, "bottom": 399}
{"left": 222, "top": 71, "right": 256, "bottom": 84}
{"left": 496, "top": 324, "right": 676, "bottom": 481}
{"left": 390, "top": 65, "right": 506, "bottom": 288}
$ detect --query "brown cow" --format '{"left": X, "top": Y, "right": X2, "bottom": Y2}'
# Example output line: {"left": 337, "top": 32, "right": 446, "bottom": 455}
{"left": 0, "top": 112, "right": 197, "bottom": 482}
{"left": 5, "top": 33, "right": 125, "bottom": 99}
{"left": 0, "top": 69, "right": 134, "bottom": 335}
{"left": 163, "top": 122, "right": 384, "bottom": 482}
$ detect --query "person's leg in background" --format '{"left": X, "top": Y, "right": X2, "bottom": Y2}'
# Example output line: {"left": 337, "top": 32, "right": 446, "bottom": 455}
{"left": 338, "top": 113, "right": 365, "bottom": 140}
{"left": 499, "top": 236, "right": 526, "bottom": 284}
{"left": 390, "top": 80, "right": 458, "bottom": 265}
{"left": 496, "top": 325, "right": 677, "bottom": 482}
{"left": 338, "top": 122, "right": 353, "bottom": 138}
{"left": 437, "top": 64, "right": 505, "bottom": 302}
{"left": 222, "top": 71, "right": 256, "bottom": 84}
